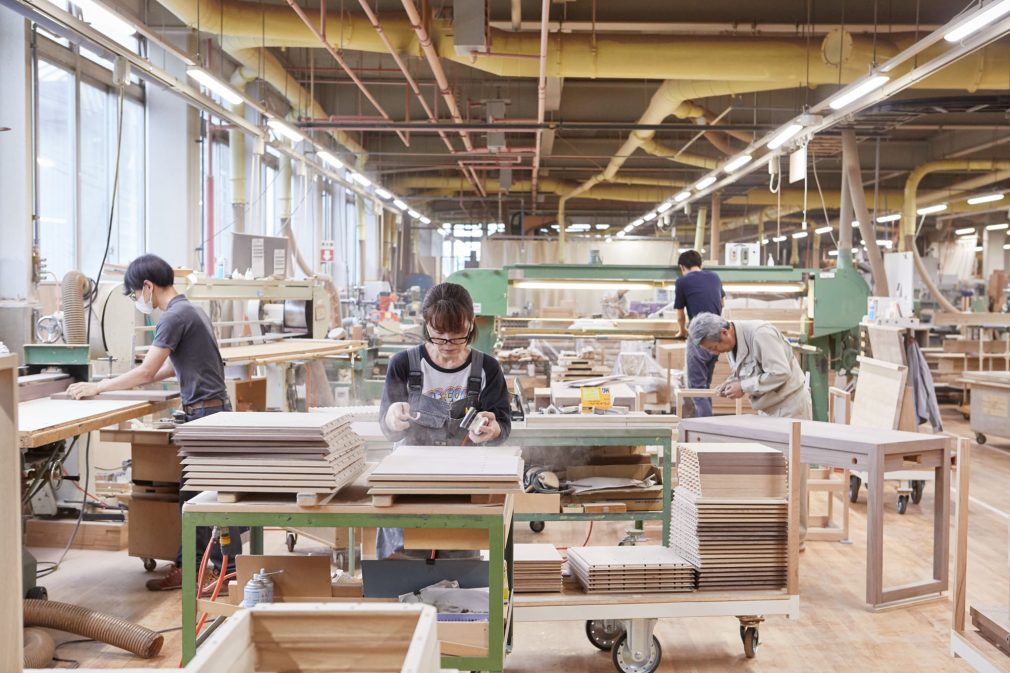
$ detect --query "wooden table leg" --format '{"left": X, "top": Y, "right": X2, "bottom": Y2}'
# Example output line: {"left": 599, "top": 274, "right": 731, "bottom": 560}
{"left": 934, "top": 446, "right": 952, "bottom": 587}
{"left": 866, "top": 451, "right": 886, "bottom": 607}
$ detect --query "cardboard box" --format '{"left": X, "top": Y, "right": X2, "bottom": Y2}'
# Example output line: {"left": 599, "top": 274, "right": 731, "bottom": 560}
{"left": 127, "top": 493, "right": 179, "bottom": 561}
{"left": 566, "top": 464, "right": 664, "bottom": 511}
{"left": 512, "top": 492, "right": 561, "bottom": 514}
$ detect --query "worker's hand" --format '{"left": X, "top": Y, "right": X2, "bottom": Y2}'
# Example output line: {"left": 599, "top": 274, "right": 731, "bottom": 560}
{"left": 66, "top": 381, "right": 100, "bottom": 399}
{"left": 718, "top": 381, "right": 745, "bottom": 399}
{"left": 468, "top": 411, "right": 501, "bottom": 444}
{"left": 384, "top": 402, "right": 415, "bottom": 432}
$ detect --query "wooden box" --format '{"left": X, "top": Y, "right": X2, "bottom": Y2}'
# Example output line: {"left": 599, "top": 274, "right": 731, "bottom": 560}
{"left": 226, "top": 377, "right": 268, "bottom": 412}
{"left": 101, "top": 428, "right": 180, "bottom": 483}
{"left": 512, "top": 492, "right": 561, "bottom": 514}
{"left": 127, "top": 493, "right": 180, "bottom": 561}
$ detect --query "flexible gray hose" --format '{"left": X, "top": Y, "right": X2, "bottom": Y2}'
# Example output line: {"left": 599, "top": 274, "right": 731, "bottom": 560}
{"left": 61, "top": 270, "right": 89, "bottom": 345}
{"left": 24, "top": 599, "right": 164, "bottom": 658}
{"left": 23, "top": 627, "right": 55, "bottom": 668}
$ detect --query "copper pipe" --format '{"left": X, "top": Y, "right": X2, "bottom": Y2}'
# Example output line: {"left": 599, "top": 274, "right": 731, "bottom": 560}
{"left": 531, "top": 0, "right": 550, "bottom": 207}
{"left": 285, "top": 0, "right": 410, "bottom": 146}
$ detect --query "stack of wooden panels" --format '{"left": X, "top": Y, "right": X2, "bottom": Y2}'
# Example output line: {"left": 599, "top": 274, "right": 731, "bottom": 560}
{"left": 513, "top": 543, "right": 563, "bottom": 593}
{"left": 670, "top": 443, "right": 788, "bottom": 590}
{"left": 175, "top": 412, "right": 365, "bottom": 503}
{"left": 308, "top": 405, "right": 380, "bottom": 422}
{"left": 366, "top": 446, "right": 523, "bottom": 505}
{"left": 552, "top": 353, "right": 611, "bottom": 382}
{"left": 566, "top": 545, "right": 695, "bottom": 594}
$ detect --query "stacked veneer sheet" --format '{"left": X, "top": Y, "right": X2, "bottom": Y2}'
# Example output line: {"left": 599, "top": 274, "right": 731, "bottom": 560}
{"left": 566, "top": 545, "right": 695, "bottom": 594}
{"left": 670, "top": 443, "right": 789, "bottom": 590}
{"left": 175, "top": 412, "right": 366, "bottom": 499}
{"left": 513, "top": 544, "right": 564, "bottom": 593}
{"left": 366, "top": 446, "right": 523, "bottom": 500}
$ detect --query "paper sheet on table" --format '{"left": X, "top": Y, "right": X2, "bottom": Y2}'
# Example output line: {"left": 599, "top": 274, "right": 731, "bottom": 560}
{"left": 567, "top": 476, "right": 655, "bottom": 495}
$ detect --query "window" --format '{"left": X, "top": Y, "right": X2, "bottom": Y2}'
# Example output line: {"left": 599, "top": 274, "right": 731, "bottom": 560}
{"left": 36, "top": 60, "right": 75, "bottom": 278}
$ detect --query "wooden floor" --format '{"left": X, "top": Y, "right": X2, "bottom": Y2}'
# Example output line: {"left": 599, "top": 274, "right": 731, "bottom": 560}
{"left": 31, "top": 406, "right": 1009, "bottom": 671}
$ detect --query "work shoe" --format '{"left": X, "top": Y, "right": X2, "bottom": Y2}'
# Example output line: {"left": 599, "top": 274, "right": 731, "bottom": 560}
{"left": 201, "top": 568, "right": 229, "bottom": 597}
{"left": 145, "top": 565, "right": 182, "bottom": 592}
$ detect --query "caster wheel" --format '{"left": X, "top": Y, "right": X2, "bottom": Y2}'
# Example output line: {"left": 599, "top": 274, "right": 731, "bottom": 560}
{"left": 976, "top": 433, "right": 987, "bottom": 445}
{"left": 897, "top": 494, "right": 909, "bottom": 515}
{"left": 849, "top": 475, "right": 862, "bottom": 503}
{"left": 742, "top": 627, "right": 759, "bottom": 659}
{"left": 529, "top": 521, "right": 545, "bottom": 534}
{"left": 911, "top": 480, "right": 925, "bottom": 505}
{"left": 26, "top": 586, "right": 48, "bottom": 601}
{"left": 611, "top": 633, "right": 661, "bottom": 673}
{"left": 586, "top": 620, "right": 624, "bottom": 651}
{"left": 143, "top": 558, "right": 157, "bottom": 572}
{"left": 285, "top": 532, "right": 298, "bottom": 553}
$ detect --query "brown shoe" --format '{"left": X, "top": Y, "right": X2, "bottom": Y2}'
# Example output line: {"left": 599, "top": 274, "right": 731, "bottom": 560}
{"left": 202, "top": 568, "right": 229, "bottom": 597}
{"left": 146, "top": 565, "right": 182, "bottom": 592}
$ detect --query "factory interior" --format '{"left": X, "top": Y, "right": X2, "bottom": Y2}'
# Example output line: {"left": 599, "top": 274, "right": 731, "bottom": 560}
{"left": 6, "top": 1, "right": 1010, "bottom": 672}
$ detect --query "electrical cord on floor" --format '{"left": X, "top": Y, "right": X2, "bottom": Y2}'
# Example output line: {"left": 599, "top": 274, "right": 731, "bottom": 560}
{"left": 36, "top": 433, "right": 91, "bottom": 579}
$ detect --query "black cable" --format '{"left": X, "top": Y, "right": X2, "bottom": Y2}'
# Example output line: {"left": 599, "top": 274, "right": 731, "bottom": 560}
{"left": 35, "top": 433, "right": 91, "bottom": 579}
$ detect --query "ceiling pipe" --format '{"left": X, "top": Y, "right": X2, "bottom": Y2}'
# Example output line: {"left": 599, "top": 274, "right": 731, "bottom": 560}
{"left": 228, "top": 66, "right": 257, "bottom": 233}
{"left": 637, "top": 137, "right": 721, "bottom": 169}
{"left": 530, "top": 0, "right": 550, "bottom": 208}
{"left": 390, "top": 175, "right": 680, "bottom": 203}
{"left": 905, "top": 235, "right": 963, "bottom": 313}
{"left": 489, "top": 21, "right": 942, "bottom": 35}
{"left": 510, "top": 0, "right": 521, "bottom": 32}
{"left": 841, "top": 130, "right": 889, "bottom": 295}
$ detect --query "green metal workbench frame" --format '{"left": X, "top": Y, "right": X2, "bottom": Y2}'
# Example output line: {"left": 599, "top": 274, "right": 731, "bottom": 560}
{"left": 180, "top": 494, "right": 514, "bottom": 672}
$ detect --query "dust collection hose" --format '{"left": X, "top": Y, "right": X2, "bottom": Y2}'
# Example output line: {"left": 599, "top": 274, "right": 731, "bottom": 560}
{"left": 61, "top": 270, "right": 90, "bottom": 345}
{"left": 23, "top": 599, "right": 164, "bottom": 658}
{"left": 23, "top": 627, "right": 55, "bottom": 668}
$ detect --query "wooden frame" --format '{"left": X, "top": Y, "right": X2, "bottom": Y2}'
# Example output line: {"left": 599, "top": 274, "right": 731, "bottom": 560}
{"left": 0, "top": 355, "right": 22, "bottom": 672}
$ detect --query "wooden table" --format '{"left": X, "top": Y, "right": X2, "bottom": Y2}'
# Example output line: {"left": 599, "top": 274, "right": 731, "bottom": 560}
{"left": 679, "top": 414, "right": 951, "bottom": 609}
{"left": 18, "top": 397, "right": 177, "bottom": 448}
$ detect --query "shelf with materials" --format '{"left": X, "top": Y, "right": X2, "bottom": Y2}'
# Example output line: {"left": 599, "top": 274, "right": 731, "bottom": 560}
{"left": 180, "top": 489, "right": 514, "bottom": 673}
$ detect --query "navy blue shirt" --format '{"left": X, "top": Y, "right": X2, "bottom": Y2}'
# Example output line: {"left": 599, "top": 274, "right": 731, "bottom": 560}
{"left": 674, "top": 269, "right": 723, "bottom": 320}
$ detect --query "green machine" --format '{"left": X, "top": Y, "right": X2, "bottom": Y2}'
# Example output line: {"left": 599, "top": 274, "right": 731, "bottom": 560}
{"left": 447, "top": 263, "right": 870, "bottom": 421}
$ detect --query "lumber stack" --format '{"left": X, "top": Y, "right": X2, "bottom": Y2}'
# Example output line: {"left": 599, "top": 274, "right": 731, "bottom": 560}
{"left": 670, "top": 443, "right": 788, "bottom": 590}
{"left": 366, "top": 446, "right": 523, "bottom": 505}
{"left": 175, "top": 412, "right": 365, "bottom": 503}
{"left": 513, "top": 543, "right": 564, "bottom": 593}
{"left": 566, "top": 545, "right": 695, "bottom": 594}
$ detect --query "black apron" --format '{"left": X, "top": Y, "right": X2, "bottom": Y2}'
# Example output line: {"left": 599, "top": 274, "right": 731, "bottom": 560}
{"left": 404, "top": 345, "right": 484, "bottom": 446}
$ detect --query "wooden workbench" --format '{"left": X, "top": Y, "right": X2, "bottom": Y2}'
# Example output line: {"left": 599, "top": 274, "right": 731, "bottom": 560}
{"left": 18, "top": 397, "right": 178, "bottom": 449}
{"left": 679, "top": 414, "right": 951, "bottom": 609}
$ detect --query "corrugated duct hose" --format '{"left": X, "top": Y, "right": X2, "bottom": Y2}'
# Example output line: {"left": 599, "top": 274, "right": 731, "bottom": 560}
{"left": 61, "top": 270, "right": 91, "bottom": 345}
{"left": 24, "top": 599, "right": 164, "bottom": 658}
{"left": 23, "top": 627, "right": 55, "bottom": 668}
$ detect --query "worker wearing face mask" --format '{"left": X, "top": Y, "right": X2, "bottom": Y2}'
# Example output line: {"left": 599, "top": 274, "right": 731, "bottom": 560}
{"left": 67, "top": 253, "right": 237, "bottom": 591}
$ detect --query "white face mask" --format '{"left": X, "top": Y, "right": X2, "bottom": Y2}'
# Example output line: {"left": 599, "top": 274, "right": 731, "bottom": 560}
{"left": 135, "top": 285, "right": 154, "bottom": 315}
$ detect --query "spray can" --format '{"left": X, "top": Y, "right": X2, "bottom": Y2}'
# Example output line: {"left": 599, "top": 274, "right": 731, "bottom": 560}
{"left": 240, "top": 574, "right": 269, "bottom": 608}
{"left": 255, "top": 568, "right": 275, "bottom": 603}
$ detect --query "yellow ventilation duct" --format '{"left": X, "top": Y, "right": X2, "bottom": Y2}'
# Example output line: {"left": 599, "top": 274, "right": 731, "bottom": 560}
{"left": 389, "top": 176, "right": 681, "bottom": 203}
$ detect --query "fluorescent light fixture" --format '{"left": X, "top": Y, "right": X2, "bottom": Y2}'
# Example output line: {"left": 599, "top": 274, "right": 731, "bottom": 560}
{"left": 1004, "top": 243, "right": 1010, "bottom": 250}
{"left": 407, "top": 209, "right": 421, "bottom": 219}
{"left": 828, "top": 250, "right": 839, "bottom": 256}
{"left": 513, "top": 280, "right": 655, "bottom": 291}
{"left": 724, "top": 154, "right": 753, "bottom": 173}
{"left": 657, "top": 201, "right": 674, "bottom": 213}
{"left": 643, "top": 212, "right": 657, "bottom": 221}
{"left": 876, "top": 213, "right": 902, "bottom": 223}
{"left": 393, "top": 199, "right": 409, "bottom": 210}
{"left": 792, "top": 231, "right": 808, "bottom": 239}
{"left": 374, "top": 187, "right": 393, "bottom": 199}
{"left": 976, "top": 246, "right": 985, "bottom": 252}
{"left": 815, "top": 225, "right": 832, "bottom": 235}
{"left": 72, "top": 0, "right": 136, "bottom": 41}
{"left": 267, "top": 119, "right": 305, "bottom": 144}
{"left": 187, "top": 68, "right": 244, "bottom": 105}
{"left": 348, "top": 171, "right": 371, "bottom": 187}
{"left": 761, "top": 238, "right": 770, "bottom": 245}
{"left": 766, "top": 123, "right": 803, "bottom": 151}
{"left": 955, "top": 227, "right": 977, "bottom": 236}
{"left": 987, "top": 222, "right": 1010, "bottom": 231}
{"left": 694, "top": 175, "right": 717, "bottom": 190}
{"left": 968, "top": 192, "right": 1005, "bottom": 205}
{"left": 617, "top": 231, "right": 627, "bottom": 238}
{"left": 772, "top": 235, "right": 788, "bottom": 243}
{"left": 945, "top": 0, "right": 1010, "bottom": 42}
{"left": 419, "top": 216, "right": 432, "bottom": 225}
{"left": 917, "top": 203, "right": 947, "bottom": 215}
{"left": 317, "top": 151, "right": 344, "bottom": 170}
{"left": 674, "top": 191, "right": 691, "bottom": 202}
{"left": 605, "top": 236, "right": 613, "bottom": 242}
{"left": 876, "top": 239, "right": 894, "bottom": 248}
{"left": 722, "top": 282, "right": 807, "bottom": 295}
{"left": 623, "top": 224, "right": 634, "bottom": 233}
{"left": 631, "top": 218, "right": 644, "bottom": 227}
{"left": 595, "top": 224, "right": 609, "bottom": 230}
{"left": 827, "top": 74, "right": 890, "bottom": 111}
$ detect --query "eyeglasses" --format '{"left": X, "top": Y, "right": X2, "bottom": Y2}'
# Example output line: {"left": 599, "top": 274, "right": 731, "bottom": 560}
{"left": 427, "top": 335, "right": 470, "bottom": 346}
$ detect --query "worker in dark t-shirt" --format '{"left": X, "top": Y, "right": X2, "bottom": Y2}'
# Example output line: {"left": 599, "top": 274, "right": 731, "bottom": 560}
{"left": 673, "top": 249, "right": 724, "bottom": 417}
{"left": 67, "top": 254, "right": 238, "bottom": 592}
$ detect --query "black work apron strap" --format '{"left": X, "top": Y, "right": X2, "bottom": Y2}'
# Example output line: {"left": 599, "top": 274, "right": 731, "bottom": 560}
{"left": 407, "top": 345, "right": 424, "bottom": 393}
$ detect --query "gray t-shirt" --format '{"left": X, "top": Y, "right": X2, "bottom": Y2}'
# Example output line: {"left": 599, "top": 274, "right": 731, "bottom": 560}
{"left": 152, "top": 294, "right": 227, "bottom": 406}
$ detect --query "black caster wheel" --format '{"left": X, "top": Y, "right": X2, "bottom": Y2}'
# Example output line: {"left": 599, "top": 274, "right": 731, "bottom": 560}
{"left": 143, "top": 557, "right": 157, "bottom": 572}
{"left": 911, "top": 480, "right": 925, "bottom": 505}
{"left": 976, "top": 433, "right": 987, "bottom": 445}
{"left": 286, "top": 532, "right": 298, "bottom": 552}
{"left": 586, "top": 620, "right": 624, "bottom": 651}
{"left": 611, "top": 633, "right": 661, "bottom": 673}
{"left": 26, "top": 586, "right": 48, "bottom": 600}
{"left": 849, "top": 475, "right": 862, "bottom": 503}
{"left": 529, "top": 521, "right": 545, "bottom": 533}
{"left": 741, "top": 627, "right": 760, "bottom": 659}
{"left": 897, "top": 494, "right": 909, "bottom": 515}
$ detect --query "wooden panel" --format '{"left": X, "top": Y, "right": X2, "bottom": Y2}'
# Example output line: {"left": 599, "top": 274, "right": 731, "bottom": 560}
{"left": 218, "top": 339, "right": 366, "bottom": 365}
{"left": 235, "top": 555, "right": 333, "bottom": 599}
{"left": 25, "top": 518, "right": 128, "bottom": 551}
{"left": 851, "top": 357, "right": 908, "bottom": 430}
{"left": 403, "top": 526, "right": 489, "bottom": 550}
{"left": 19, "top": 398, "right": 172, "bottom": 449}
{"left": 0, "top": 355, "right": 21, "bottom": 672}
{"left": 50, "top": 389, "right": 179, "bottom": 401}
{"left": 867, "top": 325, "right": 906, "bottom": 365}
{"left": 933, "top": 312, "right": 1010, "bottom": 327}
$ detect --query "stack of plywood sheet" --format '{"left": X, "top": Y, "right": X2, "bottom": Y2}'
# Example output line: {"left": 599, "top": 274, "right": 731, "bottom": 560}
{"left": 366, "top": 446, "right": 523, "bottom": 505}
{"left": 308, "top": 405, "right": 381, "bottom": 422}
{"left": 175, "top": 412, "right": 365, "bottom": 503}
{"left": 566, "top": 545, "right": 695, "bottom": 594}
{"left": 670, "top": 443, "right": 788, "bottom": 590}
{"left": 513, "top": 543, "right": 564, "bottom": 593}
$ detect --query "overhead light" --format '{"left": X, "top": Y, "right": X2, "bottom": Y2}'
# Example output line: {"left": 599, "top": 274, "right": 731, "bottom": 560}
{"left": 917, "top": 203, "right": 947, "bottom": 215}
{"left": 267, "top": 119, "right": 306, "bottom": 144}
{"left": 945, "top": 0, "right": 1010, "bottom": 43}
{"left": 976, "top": 246, "right": 985, "bottom": 252}
{"left": 71, "top": 0, "right": 136, "bottom": 41}
{"left": 407, "top": 209, "right": 421, "bottom": 219}
{"left": 674, "top": 191, "right": 691, "bottom": 202}
{"left": 513, "top": 280, "right": 656, "bottom": 291}
{"left": 187, "top": 68, "right": 244, "bottom": 105}
{"left": 643, "top": 212, "right": 657, "bottom": 221}
{"left": 815, "top": 225, "right": 833, "bottom": 235}
{"left": 419, "top": 216, "right": 432, "bottom": 225}
{"left": 955, "top": 226, "right": 977, "bottom": 236}
{"left": 375, "top": 187, "right": 393, "bottom": 199}
{"left": 772, "top": 235, "right": 788, "bottom": 242}
{"left": 766, "top": 123, "right": 803, "bottom": 151}
{"left": 792, "top": 231, "right": 808, "bottom": 239}
{"left": 876, "top": 239, "right": 894, "bottom": 248}
{"left": 348, "top": 171, "right": 371, "bottom": 187}
{"left": 605, "top": 236, "right": 613, "bottom": 242}
{"left": 968, "top": 192, "right": 1005, "bottom": 205}
{"left": 722, "top": 282, "right": 807, "bottom": 295}
{"left": 876, "top": 213, "right": 902, "bottom": 223}
{"left": 828, "top": 250, "right": 840, "bottom": 256}
{"left": 761, "top": 238, "right": 770, "bottom": 245}
{"left": 595, "top": 224, "right": 609, "bottom": 230}
{"left": 987, "top": 222, "right": 1010, "bottom": 231}
{"left": 1004, "top": 243, "right": 1010, "bottom": 250}
{"left": 827, "top": 74, "right": 890, "bottom": 111}
{"left": 724, "top": 154, "right": 753, "bottom": 173}
{"left": 657, "top": 201, "right": 674, "bottom": 213}
{"left": 393, "top": 199, "right": 408, "bottom": 210}
{"left": 694, "top": 175, "right": 717, "bottom": 190}
{"left": 630, "top": 218, "right": 644, "bottom": 227}
{"left": 617, "top": 231, "right": 627, "bottom": 238}
{"left": 623, "top": 224, "right": 634, "bottom": 233}
{"left": 317, "top": 151, "right": 345, "bottom": 170}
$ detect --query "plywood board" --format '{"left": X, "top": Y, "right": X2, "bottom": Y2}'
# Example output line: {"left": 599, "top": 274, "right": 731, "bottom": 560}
{"left": 50, "top": 389, "right": 180, "bottom": 401}
{"left": 235, "top": 555, "right": 332, "bottom": 599}
{"left": 867, "top": 325, "right": 906, "bottom": 365}
{"left": 218, "top": 339, "right": 365, "bottom": 365}
{"left": 851, "top": 357, "right": 907, "bottom": 430}
{"left": 18, "top": 398, "right": 145, "bottom": 433}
